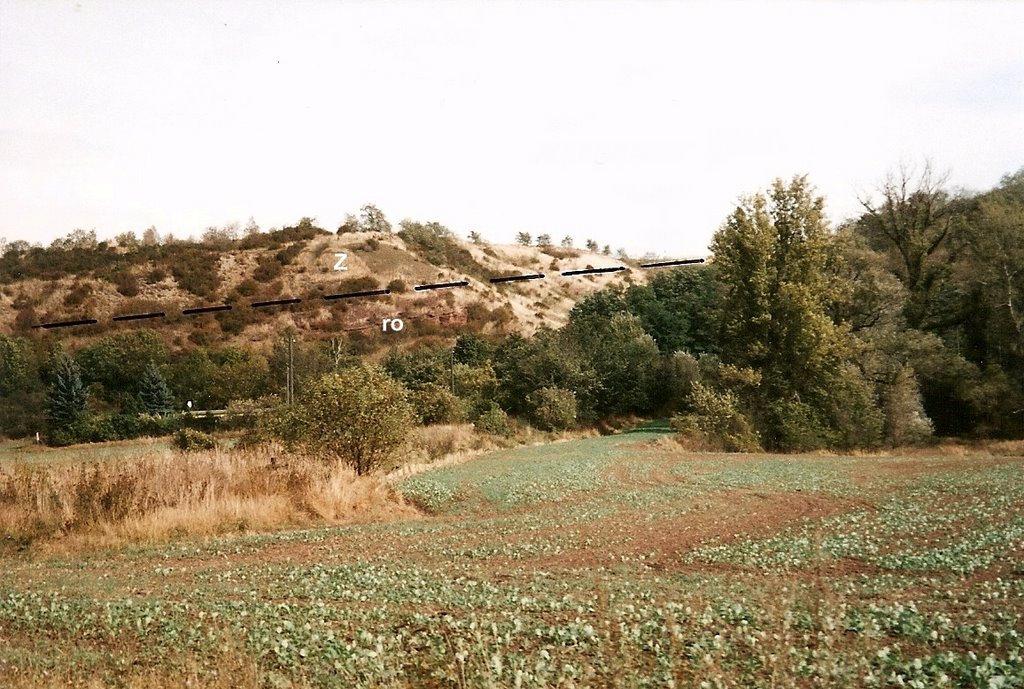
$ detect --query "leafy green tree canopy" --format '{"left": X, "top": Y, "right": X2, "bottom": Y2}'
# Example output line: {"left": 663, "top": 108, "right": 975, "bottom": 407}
{"left": 277, "top": 366, "right": 415, "bottom": 475}
{"left": 711, "top": 175, "right": 880, "bottom": 450}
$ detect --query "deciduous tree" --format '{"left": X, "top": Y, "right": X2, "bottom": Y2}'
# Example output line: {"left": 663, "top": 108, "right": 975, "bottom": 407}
{"left": 711, "top": 175, "right": 881, "bottom": 450}
{"left": 360, "top": 204, "right": 392, "bottom": 234}
{"left": 855, "top": 161, "right": 966, "bottom": 330}
{"left": 279, "top": 367, "right": 415, "bottom": 474}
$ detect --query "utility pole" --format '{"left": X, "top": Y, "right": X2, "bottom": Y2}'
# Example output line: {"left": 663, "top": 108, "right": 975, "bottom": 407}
{"left": 450, "top": 346, "right": 456, "bottom": 395}
{"left": 285, "top": 330, "right": 296, "bottom": 405}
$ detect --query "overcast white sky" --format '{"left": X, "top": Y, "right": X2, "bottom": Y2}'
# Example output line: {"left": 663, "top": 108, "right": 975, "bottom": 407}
{"left": 1, "top": 0, "right": 1022, "bottom": 258}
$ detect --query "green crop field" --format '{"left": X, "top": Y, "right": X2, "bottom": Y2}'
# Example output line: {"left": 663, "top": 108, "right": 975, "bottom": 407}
{"left": 0, "top": 437, "right": 177, "bottom": 468}
{"left": 2, "top": 430, "right": 1023, "bottom": 688}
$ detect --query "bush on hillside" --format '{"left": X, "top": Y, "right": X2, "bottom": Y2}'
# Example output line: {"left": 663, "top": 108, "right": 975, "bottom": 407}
{"left": 397, "top": 220, "right": 489, "bottom": 280}
{"left": 253, "top": 254, "right": 283, "bottom": 282}
{"left": 112, "top": 269, "right": 141, "bottom": 297}
{"left": 334, "top": 275, "right": 381, "bottom": 293}
{"left": 238, "top": 220, "right": 329, "bottom": 250}
{"left": 275, "top": 243, "right": 303, "bottom": 265}
{"left": 63, "top": 283, "right": 93, "bottom": 307}
{"left": 170, "top": 247, "right": 221, "bottom": 297}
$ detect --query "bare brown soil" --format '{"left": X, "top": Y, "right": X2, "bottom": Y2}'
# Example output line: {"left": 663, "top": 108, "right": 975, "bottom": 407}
{"left": 503, "top": 488, "right": 869, "bottom": 572}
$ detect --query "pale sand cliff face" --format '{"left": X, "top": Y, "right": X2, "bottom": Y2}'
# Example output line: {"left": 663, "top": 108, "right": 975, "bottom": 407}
{"left": 0, "top": 234, "right": 650, "bottom": 348}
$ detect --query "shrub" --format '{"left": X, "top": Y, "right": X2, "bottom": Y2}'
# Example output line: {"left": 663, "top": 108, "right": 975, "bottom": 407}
{"left": 884, "top": 364, "right": 934, "bottom": 446}
{"left": 475, "top": 403, "right": 511, "bottom": 437}
{"left": 109, "top": 413, "right": 142, "bottom": 440}
{"left": 527, "top": 386, "right": 578, "bottom": 431}
{"left": 224, "top": 396, "right": 277, "bottom": 432}
{"left": 275, "top": 243, "right": 302, "bottom": 265}
{"left": 671, "top": 382, "right": 760, "bottom": 452}
{"left": 825, "top": 364, "right": 885, "bottom": 450}
{"left": 410, "top": 384, "right": 463, "bottom": 425}
{"left": 397, "top": 220, "right": 490, "bottom": 280}
{"left": 253, "top": 254, "right": 283, "bottom": 282}
{"left": 271, "top": 367, "right": 415, "bottom": 475}
{"left": 657, "top": 351, "right": 700, "bottom": 413}
{"left": 64, "top": 283, "right": 93, "bottom": 307}
{"left": 761, "top": 398, "right": 832, "bottom": 452}
{"left": 541, "top": 246, "right": 580, "bottom": 260}
{"left": 168, "top": 246, "right": 221, "bottom": 297}
{"left": 174, "top": 428, "right": 217, "bottom": 452}
{"left": 236, "top": 278, "right": 259, "bottom": 296}
{"left": 335, "top": 275, "right": 380, "bottom": 293}
{"left": 138, "top": 413, "right": 179, "bottom": 437}
{"left": 387, "top": 278, "right": 408, "bottom": 294}
{"left": 453, "top": 361, "right": 498, "bottom": 418}
{"left": 113, "top": 269, "right": 140, "bottom": 297}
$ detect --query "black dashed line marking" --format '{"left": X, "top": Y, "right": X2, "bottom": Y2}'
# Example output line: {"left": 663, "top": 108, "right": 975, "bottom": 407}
{"left": 27, "top": 255, "right": 708, "bottom": 334}
{"left": 639, "top": 258, "right": 706, "bottom": 269}
{"left": 489, "top": 273, "right": 545, "bottom": 284}
{"left": 251, "top": 297, "right": 303, "bottom": 309}
{"left": 560, "top": 266, "right": 627, "bottom": 277}
{"left": 414, "top": 280, "right": 470, "bottom": 291}
{"left": 182, "top": 305, "right": 232, "bottom": 315}
{"left": 34, "top": 318, "right": 99, "bottom": 330}
{"left": 323, "top": 288, "right": 391, "bottom": 301}
{"left": 112, "top": 311, "right": 166, "bottom": 322}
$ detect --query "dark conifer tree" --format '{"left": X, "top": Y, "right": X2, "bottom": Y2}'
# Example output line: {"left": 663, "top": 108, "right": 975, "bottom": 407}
{"left": 46, "top": 354, "right": 88, "bottom": 432}
{"left": 138, "top": 362, "right": 174, "bottom": 416}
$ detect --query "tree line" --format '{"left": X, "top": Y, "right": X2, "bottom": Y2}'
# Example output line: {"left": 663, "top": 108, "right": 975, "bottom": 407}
{"left": 1, "top": 164, "right": 1022, "bottom": 453}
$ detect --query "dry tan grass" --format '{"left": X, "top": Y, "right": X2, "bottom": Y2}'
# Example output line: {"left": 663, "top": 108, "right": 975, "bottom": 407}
{"left": 388, "top": 424, "right": 499, "bottom": 481}
{"left": 0, "top": 446, "right": 416, "bottom": 552}
{"left": 987, "top": 439, "right": 1024, "bottom": 456}
{"left": 385, "top": 423, "right": 601, "bottom": 482}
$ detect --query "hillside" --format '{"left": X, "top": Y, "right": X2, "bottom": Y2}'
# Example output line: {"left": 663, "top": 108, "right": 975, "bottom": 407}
{"left": 0, "top": 223, "right": 678, "bottom": 353}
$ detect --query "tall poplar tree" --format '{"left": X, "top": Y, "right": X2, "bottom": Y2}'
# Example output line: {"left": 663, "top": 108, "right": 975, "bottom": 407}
{"left": 711, "top": 175, "right": 881, "bottom": 450}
